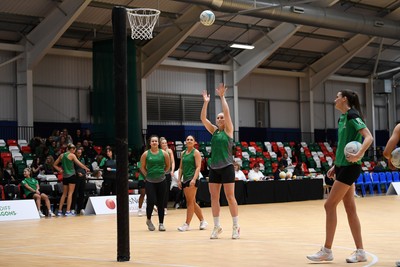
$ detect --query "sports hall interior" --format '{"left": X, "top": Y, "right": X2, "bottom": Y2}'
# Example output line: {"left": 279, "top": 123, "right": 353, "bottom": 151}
{"left": 0, "top": 1, "right": 400, "bottom": 266}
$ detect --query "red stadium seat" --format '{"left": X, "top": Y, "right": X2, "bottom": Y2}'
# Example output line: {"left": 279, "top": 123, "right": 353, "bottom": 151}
{"left": 263, "top": 152, "right": 271, "bottom": 159}
{"left": 7, "top": 139, "right": 17, "bottom": 146}
{"left": 93, "top": 146, "right": 102, "bottom": 155}
{"left": 241, "top": 141, "right": 248, "bottom": 148}
{"left": 21, "top": 146, "right": 31, "bottom": 153}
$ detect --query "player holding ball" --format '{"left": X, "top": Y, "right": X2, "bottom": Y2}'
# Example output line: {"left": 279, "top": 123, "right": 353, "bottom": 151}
{"left": 307, "top": 90, "right": 373, "bottom": 263}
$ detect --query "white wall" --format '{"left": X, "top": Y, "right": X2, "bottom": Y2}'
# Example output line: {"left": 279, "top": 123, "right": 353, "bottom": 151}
{"left": 147, "top": 66, "right": 207, "bottom": 95}
{"left": 238, "top": 74, "right": 299, "bottom": 128}
{"left": 32, "top": 55, "right": 92, "bottom": 123}
{"left": 0, "top": 52, "right": 395, "bottom": 132}
{"left": 0, "top": 51, "right": 17, "bottom": 120}
{"left": 237, "top": 99, "right": 254, "bottom": 127}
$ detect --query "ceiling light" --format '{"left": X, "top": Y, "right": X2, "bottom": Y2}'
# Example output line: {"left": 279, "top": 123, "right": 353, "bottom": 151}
{"left": 230, "top": 43, "right": 255, "bottom": 50}
{"left": 291, "top": 6, "right": 305, "bottom": 14}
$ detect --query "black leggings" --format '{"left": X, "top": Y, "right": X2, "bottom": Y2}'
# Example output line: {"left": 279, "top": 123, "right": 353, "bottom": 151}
{"left": 164, "top": 173, "right": 172, "bottom": 208}
{"left": 71, "top": 177, "right": 86, "bottom": 212}
{"left": 145, "top": 179, "right": 167, "bottom": 223}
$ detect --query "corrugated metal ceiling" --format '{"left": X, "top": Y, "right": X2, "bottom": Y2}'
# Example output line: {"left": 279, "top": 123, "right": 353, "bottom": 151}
{"left": 0, "top": 0, "right": 399, "bottom": 79}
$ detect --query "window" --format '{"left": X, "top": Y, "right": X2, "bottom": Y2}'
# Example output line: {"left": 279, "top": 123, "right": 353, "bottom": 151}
{"left": 147, "top": 94, "right": 202, "bottom": 124}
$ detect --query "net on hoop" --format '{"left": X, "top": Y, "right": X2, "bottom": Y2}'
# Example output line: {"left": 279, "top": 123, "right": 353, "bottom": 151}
{"left": 127, "top": 8, "right": 160, "bottom": 40}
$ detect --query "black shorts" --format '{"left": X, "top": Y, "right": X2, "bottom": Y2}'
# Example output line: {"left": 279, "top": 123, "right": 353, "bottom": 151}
{"left": 209, "top": 164, "right": 235, "bottom": 184}
{"left": 25, "top": 193, "right": 35, "bottom": 199}
{"left": 62, "top": 175, "right": 78, "bottom": 185}
{"left": 335, "top": 165, "right": 361, "bottom": 186}
{"left": 182, "top": 179, "right": 199, "bottom": 189}
{"left": 138, "top": 180, "right": 145, "bottom": 189}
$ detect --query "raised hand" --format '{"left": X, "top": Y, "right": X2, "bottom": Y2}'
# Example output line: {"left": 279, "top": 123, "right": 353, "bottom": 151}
{"left": 215, "top": 83, "right": 227, "bottom": 97}
{"left": 202, "top": 90, "right": 210, "bottom": 102}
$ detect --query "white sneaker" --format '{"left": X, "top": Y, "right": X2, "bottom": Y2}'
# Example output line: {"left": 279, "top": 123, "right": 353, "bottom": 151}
{"left": 306, "top": 247, "right": 333, "bottom": 262}
{"left": 138, "top": 209, "right": 143, "bottom": 217}
{"left": 232, "top": 225, "right": 240, "bottom": 239}
{"left": 38, "top": 211, "right": 45, "bottom": 218}
{"left": 346, "top": 249, "right": 367, "bottom": 263}
{"left": 396, "top": 260, "right": 400, "bottom": 267}
{"left": 159, "top": 223, "right": 166, "bottom": 231}
{"left": 210, "top": 225, "right": 223, "bottom": 239}
{"left": 65, "top": 211, "right": 75, "bottom": 217}
{"left": 178, "top": 223, "right": 190, "bottom": 232}
{"left": 48, "top": 210, "right": 56, "bottom": 217}
{"left": 199, "top": 220, "right": 208, "bottom": 230}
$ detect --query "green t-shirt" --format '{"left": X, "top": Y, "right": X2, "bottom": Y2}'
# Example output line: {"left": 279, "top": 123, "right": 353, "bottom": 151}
{"left": 146, "top": 149, "right": 166, "bottom": 182}
{"left": 335, "top": 108, "right": 366, "bottom": 166}
{"left": 209, "top": 130, "right": 234, "bottom": 169}
{"left": 181, "top": 149, "right": 196, "bottom": 182}
{"left": 21, "top": 177, "right": 38, "bottom": 196}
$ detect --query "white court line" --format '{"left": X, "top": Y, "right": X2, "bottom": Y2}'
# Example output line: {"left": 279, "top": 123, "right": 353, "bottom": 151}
{"left": 334, "top": 245, "right": 379, "bottom": 267}
{"left": 0, "top": 231, "right": 380, "bottom": 267}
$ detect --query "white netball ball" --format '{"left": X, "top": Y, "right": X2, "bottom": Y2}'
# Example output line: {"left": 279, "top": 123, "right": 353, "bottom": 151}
{"left": 200, "top": 10, "right": 215, "bottom": 26}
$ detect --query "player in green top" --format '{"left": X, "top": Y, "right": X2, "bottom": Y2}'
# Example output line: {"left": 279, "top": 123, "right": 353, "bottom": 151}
{"left": 176, "top": 135, "right": 208, "bottom": 232}
{"left": 307, "top": 90, "right": 373, "bottom": 263}
{"left": 53, "top": 143, "right": 90, "bottom": 217}
{"left": 201, "top": 83, "right": 239, "bottom": 240}
{"left": 140, "top": 135, "right": 170, "bottom": 231}
{"left": 21, "top": 168, "right": 55, "bottom": 218}
{"left": 382, "top": 123, "right": 400, "bottom": 267}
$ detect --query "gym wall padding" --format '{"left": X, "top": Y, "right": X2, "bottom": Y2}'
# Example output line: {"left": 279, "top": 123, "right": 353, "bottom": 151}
{"left": 92, "top": 39, "right": 142, "bottom": 149}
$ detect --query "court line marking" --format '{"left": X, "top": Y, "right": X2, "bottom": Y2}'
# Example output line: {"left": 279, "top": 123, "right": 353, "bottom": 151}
{"left": 0, "top": 238, "right": 380, "bottom": 267}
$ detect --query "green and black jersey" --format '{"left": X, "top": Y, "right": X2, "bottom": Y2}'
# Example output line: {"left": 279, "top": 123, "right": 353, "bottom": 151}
{"left": 181, "top": 149, "right": 196, "bottom": 182}
{"left": 145, "top": 149, "right": 166, "bottom": 182}
{"left": 62, "top": 152, "right": 75, "bottom": 177}
{"left": 335, "top": 108, "right": 366, "bottom": 166}
{"left": 209, "top": 130, "right": 233, "bottom": 169}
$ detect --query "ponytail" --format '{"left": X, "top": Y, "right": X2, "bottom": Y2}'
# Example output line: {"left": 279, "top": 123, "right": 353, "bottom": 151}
{"left": 340, "top": 90, "right": 363, "bottom": 119}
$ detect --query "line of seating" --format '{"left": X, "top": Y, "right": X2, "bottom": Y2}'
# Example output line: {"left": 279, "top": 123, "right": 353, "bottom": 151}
{"left": 167, "top": 140, "right": 379, "bottom": 178}
{"left": 355, "top": 171, "right": 400, "bottom": 197}
{"left": 1, "top": 139, "right": 34, "bottom": 179}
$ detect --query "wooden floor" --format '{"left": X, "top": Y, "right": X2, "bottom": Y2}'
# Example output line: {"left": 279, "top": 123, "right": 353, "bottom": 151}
{"left": 1, "top": 195, "right": 399, "bottom": 267}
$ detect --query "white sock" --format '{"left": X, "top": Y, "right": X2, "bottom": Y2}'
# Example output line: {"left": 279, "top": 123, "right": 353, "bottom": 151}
{"left": 213, "top": 217, "right": 220, "bottom": 227}
{"left": 324, "top": 247, "right": 332, "bottom": 252}
{"left": 232, "top": 216, "right": 239, "bottom": 226}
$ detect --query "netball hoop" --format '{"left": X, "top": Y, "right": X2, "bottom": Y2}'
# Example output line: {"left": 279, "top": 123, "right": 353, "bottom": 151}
{"left": 127, "top": 8, "right": 160, "bottom": 40}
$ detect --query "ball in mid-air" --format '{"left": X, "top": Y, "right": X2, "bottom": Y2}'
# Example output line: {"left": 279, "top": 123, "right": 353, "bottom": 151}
{"left": 200, "top": 10, "right": 215, "bottom": 26}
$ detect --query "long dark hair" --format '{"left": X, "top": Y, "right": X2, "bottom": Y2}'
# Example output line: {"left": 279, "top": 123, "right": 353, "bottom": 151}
{"left": 340, "top": 90, "right": 364, "bottom": 119}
